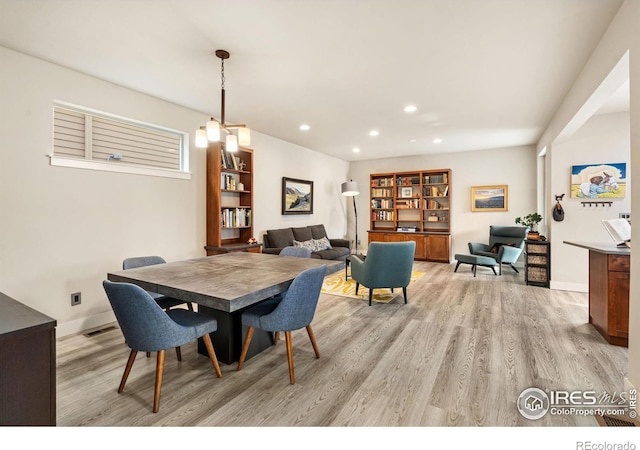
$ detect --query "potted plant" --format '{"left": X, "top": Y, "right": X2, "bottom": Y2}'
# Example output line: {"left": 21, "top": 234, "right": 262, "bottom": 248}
{"left": 515, "top": 212, "right": 543, "bottom": 240}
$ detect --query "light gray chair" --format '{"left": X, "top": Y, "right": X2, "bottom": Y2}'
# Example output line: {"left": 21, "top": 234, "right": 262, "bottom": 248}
{"left": 123, "top": 256, "right": 194, "bottom": 311}
{"left": 102, "top": 280, "right": 222, "bottom": 413}
{"left": 279, "top": 246, "right": 312, "bottom": 258}
{"left": 236, "top": 265, "right": 327, "bottom": 384}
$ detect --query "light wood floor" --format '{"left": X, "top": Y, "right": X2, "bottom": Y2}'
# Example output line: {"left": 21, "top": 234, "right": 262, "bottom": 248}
{"left": 56, "top": 261, "right": 628, "bottom": 426}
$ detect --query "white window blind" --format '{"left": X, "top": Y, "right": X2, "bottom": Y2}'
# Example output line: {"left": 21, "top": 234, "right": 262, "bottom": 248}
{"left": 51, "top": 103, "right": 189, "bottom": 179}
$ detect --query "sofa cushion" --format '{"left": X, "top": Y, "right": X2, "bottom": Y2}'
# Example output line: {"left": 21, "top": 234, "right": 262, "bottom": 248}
{"left": 309, "top": 224, "right": 328, "bottom": 239}
{"left": 267, "top": 228, "right": 295, "bottom": 249}
{"left": 313, "top": 246, "right": 350, "bottom": 260}
{"left": 292, "top": 227, "right": 313, "bottom": 242}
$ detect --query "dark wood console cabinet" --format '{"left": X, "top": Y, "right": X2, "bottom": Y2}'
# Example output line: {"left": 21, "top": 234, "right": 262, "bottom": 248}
{"left": 0, "top": 292, "right": 57, "bottom": 425}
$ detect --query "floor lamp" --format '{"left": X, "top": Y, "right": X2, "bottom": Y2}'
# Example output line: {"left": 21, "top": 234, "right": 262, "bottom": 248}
{"left": 341, "top": 180, "right": 360, "bottom": 254}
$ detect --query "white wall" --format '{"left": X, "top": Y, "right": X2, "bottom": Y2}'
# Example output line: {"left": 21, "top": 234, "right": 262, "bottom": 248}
{"left": 536, "top": 0, "right": 640, "bottom": 390}
{"left": 348, "top": 145, "right": 537, "bottom": 260}
{"left": 0, "top": 47, "right": 348, "bottom": 336}
{"left": 549, "top": 112, "right": 630, "bottom": 291}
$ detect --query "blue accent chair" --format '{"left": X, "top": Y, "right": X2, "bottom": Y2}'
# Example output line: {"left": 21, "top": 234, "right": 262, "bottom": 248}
{"left": 351, "top": 241, "right": 416, "bottom": 306}
{"left": 468, "top": 225, "right": 529, "bottom": 275}
{"left": 236, "top": 265, "right": 327, "bottom": 384}
{"left": 279, "top": 246, "right": 312, "bottom": 258}
{"left": 102, "top": 280, "right": 222, "bottom": 413}
{"left": 123, "top": 256, "right": 194, "bottom": 311}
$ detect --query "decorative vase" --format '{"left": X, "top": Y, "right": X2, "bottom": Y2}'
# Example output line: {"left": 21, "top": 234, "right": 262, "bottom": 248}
{"left": 527, "top": 231, "right": 540, "bottom": 240}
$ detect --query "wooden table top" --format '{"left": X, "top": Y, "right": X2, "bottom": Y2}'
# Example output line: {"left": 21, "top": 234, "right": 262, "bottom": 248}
{"left": 107, "top": 252, "right": 342, "bottom": 312}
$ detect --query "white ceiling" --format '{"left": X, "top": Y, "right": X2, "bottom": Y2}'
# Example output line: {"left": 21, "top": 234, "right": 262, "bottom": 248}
{"left": 0, "top": 0, "right": 626, "bottom": 161}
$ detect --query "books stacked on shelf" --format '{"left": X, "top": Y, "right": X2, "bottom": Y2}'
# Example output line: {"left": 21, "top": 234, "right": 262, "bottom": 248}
{"left": 424, "top": 173, "right": 448, "bottom": 184}
{"left": 220, "top": 149, "right": 241, "bottom": 170}
{"left": 397, "top": 198, "right": 421, "bottom": 209}
{"left": 222, "top": 208, "right": 251, "bottom": 227}
{"left": 371, "top": 187, "right": 394, "bottom": 197}
{"left": 221, "top": 174, "right": 238, "bottom": 190}
{"left": 373, "top": 210, "right": 395, "bottom": 221}
{"left": 371, "top": 177, "right": 394, "bottom": 187}
{"left": 372, "top": 198, "right": 394, "bottom": 209}
{"left": 397, "top": 176, "right": 420, "bottom": 186}
{"left": 423, "top": 185, "right": 448, "bottom": 197}
{"left": 424, "top": 199, "right": 448, "bottom": 210}
{"left": 397, "top": 226, "right": 417, "bottom": 232}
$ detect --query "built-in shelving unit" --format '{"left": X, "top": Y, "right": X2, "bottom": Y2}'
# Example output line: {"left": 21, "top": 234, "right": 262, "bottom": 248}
{"left": 205, "top": 142, "right": 261, "bottom": 255}
{"left": 368, "top": 169, "right": 451, "bottom": 262}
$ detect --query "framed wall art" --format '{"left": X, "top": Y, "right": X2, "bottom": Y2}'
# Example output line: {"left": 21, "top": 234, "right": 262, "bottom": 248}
{"left": 471, "top": 185, "right": 508, "bottom": 212}
{"left": 570, "top": 162, "right": 626, "bottom": 199}
{"left": 282, "top": 177, "right": 314, "bottom": 215}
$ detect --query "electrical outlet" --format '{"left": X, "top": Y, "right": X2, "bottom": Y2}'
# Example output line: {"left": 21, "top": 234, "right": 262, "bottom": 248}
{"left": 71, "top": 292, "right": 81, "bottom": 306}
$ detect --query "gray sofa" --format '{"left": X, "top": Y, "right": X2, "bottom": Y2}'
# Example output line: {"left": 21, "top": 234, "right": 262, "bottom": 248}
{"left": 262, "top": 224, "right": 351, "bottom": 261}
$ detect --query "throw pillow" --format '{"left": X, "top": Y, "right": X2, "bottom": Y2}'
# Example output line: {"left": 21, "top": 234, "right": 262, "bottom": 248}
{"left": 293, "top": 239, "right": 316, "bottom": 251}
{"left": 313, "top": 237, "right": 332, "bottom": 251}
{"left": 490, "top": 242, "right": 516, "bottom": 253}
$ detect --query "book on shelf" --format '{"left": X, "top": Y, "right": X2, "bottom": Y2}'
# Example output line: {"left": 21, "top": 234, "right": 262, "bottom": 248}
{"left": 397, "top": 226, "right": 417, "bottom": 232}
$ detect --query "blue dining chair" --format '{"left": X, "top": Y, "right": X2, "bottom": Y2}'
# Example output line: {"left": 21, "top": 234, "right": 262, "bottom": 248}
{"left": 351, "top": 241, "right": 416, "bottom": 306}
{"left": 279, "top": 246, "right": 312, "bottom": 258}
{"left": 236, "top": 265, "right": 327, "bottom": 384}
{"left": 123, "top": 256, "right": 194, "bottom": 311}
{"left": 102, "top": 280, "right": 222, "bottom": 413}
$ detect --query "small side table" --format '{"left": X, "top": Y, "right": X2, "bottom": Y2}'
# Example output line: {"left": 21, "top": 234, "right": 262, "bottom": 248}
{"left": 524, "top": 240, "right": 551, "bottom": 288}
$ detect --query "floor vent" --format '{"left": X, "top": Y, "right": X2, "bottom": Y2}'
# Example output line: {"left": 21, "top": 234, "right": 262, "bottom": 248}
{"left": 83, "top": 325, "right": 117, "bottom": 337}
{"left": 596, "top": 414, "right": 637, "bottom": 427}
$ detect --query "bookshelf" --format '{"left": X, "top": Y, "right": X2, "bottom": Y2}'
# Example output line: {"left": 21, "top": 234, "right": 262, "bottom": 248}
{"left": 205, "top": 142, "right": 260, "bottom": 255}
{"left": 368, "top": 169, "right": 451, "bottom": 262}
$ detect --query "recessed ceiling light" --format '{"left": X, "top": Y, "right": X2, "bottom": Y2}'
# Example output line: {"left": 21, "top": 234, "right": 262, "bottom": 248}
{"left": 352, "top": 147, "right": 361, "bottom": 153}
{"left": 369, "top": 130, "right": 379, "bottom": 137}
{"left": 404, "top": 105, "right": 417, "bottom": 113}
{"left": 409, "top": 139, "right": 417, "bottom": 143}
{"left": 433, "top": 138, "right": 443, "bottom": 144}
{"left": 299, "top": 124, "right": 310, "bottom": 131}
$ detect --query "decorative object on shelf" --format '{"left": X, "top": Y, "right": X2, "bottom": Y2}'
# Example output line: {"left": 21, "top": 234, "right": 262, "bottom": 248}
{"left": 341, "top": 180, "right": 360, "bottom": 254}
{"left": 247, "top": 237, "right": 258, "bottom": 245}
{"left": 282, "top": 177, "right": 314, "bottom": 215}
{"left": 401, "top": 187, "right": 412, "bottom": 198}
{"left": 515, "top": 212, "right": 543, "bottom": 240}
{"left": 553, "top": 194, "right": 565, "bottom": 222}
{"left": 238, "top": 159, "right": 246, "bottom": 171}
{"left": 471, "top": 185, "right": 508, "bottom": 212}
{"left": 570, "top": 162, "right": 626, "bottom": 199}
{"left": 195, "top": 49, "right": 250, "bottom": 152}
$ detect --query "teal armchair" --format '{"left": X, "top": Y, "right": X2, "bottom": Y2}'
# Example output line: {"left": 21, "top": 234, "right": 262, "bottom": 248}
{"left": 351, "top": 241, "right": 416, "bottom": 306}
{"left": 468, "top": 225, "right": 529, "bottom": 275}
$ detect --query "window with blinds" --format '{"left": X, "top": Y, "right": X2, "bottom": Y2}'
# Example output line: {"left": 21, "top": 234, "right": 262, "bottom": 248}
{"left": 51, "top": 103, "right": 189, "bottom": 179}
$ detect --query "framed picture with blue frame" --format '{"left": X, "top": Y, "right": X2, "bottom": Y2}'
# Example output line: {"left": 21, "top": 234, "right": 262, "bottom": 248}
{"left": 570, "top": 162, "right": 626, "bottom": 199}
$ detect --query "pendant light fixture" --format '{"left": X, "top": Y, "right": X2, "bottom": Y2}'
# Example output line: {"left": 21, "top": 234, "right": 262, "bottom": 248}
{"left": 195, "top": 49, "right": 250, "bottom": 152}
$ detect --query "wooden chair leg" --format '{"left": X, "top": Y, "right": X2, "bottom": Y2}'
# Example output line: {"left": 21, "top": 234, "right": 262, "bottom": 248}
{"left": 237, "top": 326, "right": 255, "bottom": 371}
{"left": 274, "top": 331, "right": 280, "bottom": 345}
{"left": 146, "top": 352, "right": 151, "bottom": 358}
{"left": 118, "top": 349, "right": 138, "bottom": 393}
{"left": 403, "top": 287, "right": 408, "bottom": 304}
{"left": 285, "top": 331, "right": 295, "bottom": 384}
{"left": 306, "top": 325, "right": 320, "bottom": 358}
{"left": 175, "top": 346, "right": 182, "bottom": 361}
{"left": 201, "top": 333, "right": 222, "bottom": 378}
{"left": 153, "top": 350, "right": 166, "bottom": 413}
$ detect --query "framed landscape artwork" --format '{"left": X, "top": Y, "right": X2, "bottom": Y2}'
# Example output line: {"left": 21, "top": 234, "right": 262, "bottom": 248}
{"left": 570, "top": 162, "right": 626, "bottom": 199}
{"left": 282, "top": 177, "right": 314, "bottom": 215}
{"left": 471, "top": 185, "right": 508, "bottom": 212}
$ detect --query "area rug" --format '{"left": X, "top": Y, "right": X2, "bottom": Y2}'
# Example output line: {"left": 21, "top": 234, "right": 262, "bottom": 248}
{"left": 321, "top": 270, "right": 425, "bottom": 303}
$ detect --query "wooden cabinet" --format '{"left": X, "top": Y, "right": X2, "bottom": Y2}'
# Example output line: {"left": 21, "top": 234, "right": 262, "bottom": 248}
{"left": 589, "top": 251, "right": 629, "bottom": 347}
{"left": 368, "top": 230, "right": 450, "bottom": 262}
{"left": 0, "top": 292, "right": 56, "bottom": 425}
{"left": 206, "top": 143, "right": 257, "bottom": 256}
{"left": 369, "top": 169, "right": 451, "bottom": 262}
{"left": 524, "top": 240, "right": 550, "bottom": 288}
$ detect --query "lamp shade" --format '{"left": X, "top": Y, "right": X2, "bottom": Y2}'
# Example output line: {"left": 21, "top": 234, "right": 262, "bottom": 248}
{"left": 195, "top": 128, "right": 208, "bottom": 148}
{"left": 225, "top": 134, "right": 238, "bottom": 152}
{"left": 341, "top": 181, "right": 359, "bottom": 196}
{"left": 206, "top": 119, "right": 221, "bottom": 142}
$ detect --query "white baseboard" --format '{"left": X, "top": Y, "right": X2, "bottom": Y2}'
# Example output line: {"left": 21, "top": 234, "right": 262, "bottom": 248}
{"left": 56, "top": 310, "right": 117, "bottom": 337}
{"left": 550, "top": 281, "right": 588, "bottom": 293}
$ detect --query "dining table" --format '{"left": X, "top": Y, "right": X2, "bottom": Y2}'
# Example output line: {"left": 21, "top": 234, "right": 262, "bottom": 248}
{"left": 107, "top": 252, "right": 342, "bottom": 364}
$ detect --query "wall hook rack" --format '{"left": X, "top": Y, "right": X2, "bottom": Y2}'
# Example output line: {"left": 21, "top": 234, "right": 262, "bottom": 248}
{"left": 581, "top": 201, "right": 612, "bottom": 207}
